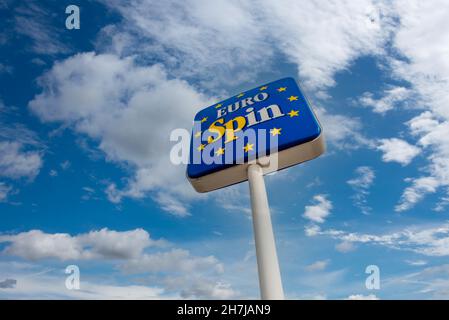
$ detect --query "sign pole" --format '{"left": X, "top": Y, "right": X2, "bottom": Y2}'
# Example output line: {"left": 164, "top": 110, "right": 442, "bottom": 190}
{"left": 247, "top": 163, "right": 284, "bottom": 300}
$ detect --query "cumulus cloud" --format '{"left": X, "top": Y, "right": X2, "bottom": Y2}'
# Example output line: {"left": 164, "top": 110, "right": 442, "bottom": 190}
{"left": 0, "top": 141, "right": 42, "bottom": 180}
{"left": 27, "top": 0, "right": 394, "bottom": 214}
{"left": 0, "top": 228, "right": 223, "bottom": 274}
{"left": 0, "top": 102, "right": 43, "bottom": 201}
{"left": 29, "top": 52, "right": 211, "bottom": 215}
{"left": 377, "top": 138, "right": 421, "bottom": 166}
{"left": 22, "top": 0, "right": 449, "bottom": 216}
{"left": 0, "top": 228, "right": 233, "bottom": 299}
{"left": 0, "top": 228, "right": 158, "bottom": 261}
{"left": 93, "top": 0, "right": 391, "bottom": 154}
{"left": 347, "top": 166, "right": 375, "bottom": 215}
{"left": 303, "top": 195, "right": 332, "bottom": 224}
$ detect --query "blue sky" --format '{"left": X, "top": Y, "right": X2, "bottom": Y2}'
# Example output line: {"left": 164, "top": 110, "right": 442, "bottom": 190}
{"left": 1, "top": 0, "right": 449, "bottom": 299}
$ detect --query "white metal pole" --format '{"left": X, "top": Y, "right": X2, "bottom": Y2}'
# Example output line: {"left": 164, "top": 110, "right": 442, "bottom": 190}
{"left": 247, "top": 163, "right": 284, "bottom": 300}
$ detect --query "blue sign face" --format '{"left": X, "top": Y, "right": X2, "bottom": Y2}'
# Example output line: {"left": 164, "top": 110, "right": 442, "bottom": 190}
{"left": 187, "top": 77, "right": 322, "bottom": 181}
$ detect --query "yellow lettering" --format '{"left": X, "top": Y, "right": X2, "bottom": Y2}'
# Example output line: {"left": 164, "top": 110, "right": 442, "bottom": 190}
{"left": 207, "top": 118, "right": 225, "bottom": 143}
{"left": 224, "top": 116, "right": 246, "bottom": 143}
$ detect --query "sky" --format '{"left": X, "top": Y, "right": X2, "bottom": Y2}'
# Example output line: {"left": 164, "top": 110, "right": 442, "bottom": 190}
{"left": 1, "top": 0, "right": 449, "bottom": 300}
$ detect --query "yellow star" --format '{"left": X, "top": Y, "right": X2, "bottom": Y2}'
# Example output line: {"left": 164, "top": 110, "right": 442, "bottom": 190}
{"left": 214, "top": 103, "right": 223, "bottom": 109}
{"left": 270, "top": 128, "right": 282, "bottom": 136}
{"left": 243, "top": 143, "right": 254, "bottom": 153}
{"left": 277, "top": 87, "right": 287, "bottom": 92}
{"left": 215, "top": 147, "right": 225, "bottom": 156}
{"left": 200, "top": 117, "right": 208, "bottom": 123}
{"left": 288, "top": 95, "right": 298, "bottom": 101}
{"left": 237, "top": 93, "right": 245, "bottom": 98}
{"left": 197, "top": 144, "right": 206, "bottom": 151}
{"left": 287, "top": 109, "right": 299, "bottom": 117}
{"left": 194, "top": 131, "right": 201, "bottom": 138}
{"left": 259, "top": 86, "right": 268, "bottom": 91}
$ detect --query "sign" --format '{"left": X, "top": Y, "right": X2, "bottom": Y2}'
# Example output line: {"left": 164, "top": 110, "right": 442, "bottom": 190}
{"left": 187, "top": 77, "right": 325, "bottom": 192}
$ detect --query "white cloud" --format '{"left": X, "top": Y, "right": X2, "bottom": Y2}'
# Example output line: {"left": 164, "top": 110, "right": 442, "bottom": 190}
{"left": 335, "top": 241, "right": 356, "bottom": 253}
{"left": 305, "top": 260, "right": 329, "bottom": 272}
{"left": 99, "top": 0, "right": 391, "bottom": 93}
{"left": 213, "top": 184, "right": 252, "bottom": 217}
{"left": 0, "top": 108, "right": 43, "bottom": 201}
{"left": 434, "top": 195, "right": 449, "bottom": 212}
{"left": 303, "top": 194, "right": 332, "bottom": 224}
{"left": 305, "top": 224, "right": 321, "bottom": 237}
{"left": 347, "top": 166, "right": 375, "bottom": 189}
{"left": 0, "top": 270, "right": 167, "bottom": 300}
{"left": 385, "top": 264, "right": 449, "bottom": 299}
{"left": 14, "top": 2, "right": 69, "bottom": 55}
{"left": 27, "top": 0, "right": 396, "bottom": 214}
{"left": 0, "top": 228, "right": 156, "bottom": 261}
{"left": 0, "top": 228, "right": 235, "bottom": 299}
{"left": 177, "top": 278, "right": 237, "bottom": 299}
{"left": 153, "top": 192, "right": 191, "bottom": 218}
{"left": 23, "top": 0, "right": 449, "bottom": 216}
{"left": 395, "top": 176, "right": 440, "bottom": 212}
{"left": 2, "top": 271, "right": 231, "bottom": 299}
{"left": 0, "top": 141, "right": 42, "bottom": 180}
{"left": 383, "top": 1, "right": 449, "bottom": 210}
{"left": 377, "top": 138, "right": 421, "bottom": 166}
{"left": 0, "top": 228, "right": 224, "bottom": 274}
{"left": 29, "top": 52, "right": 212, "bottom": 215}
{"left": 0, "top": 121, "right": 42, "bottom": 147}
{"left": 347, "top": 166, "right": 375, "bottom": 215}
{"left": 405, "top": 260, "right": 427, "bottom": 266}
{"left": 315, "top": 107, "right": 373, "bottom": 150}
{"left": 390, "top": 1, "right": 449, "bottom": 119}
{"left": 307, "top": 221, "right": 449, "bottom": 257}
{"left": 359, "top": 86, "right": 411, "bottom": 114}
{"left": 255, "top": 0, "right": 390, "bottom": 92}
{"left": 121, "top": 249, "right": 224, "bottom": 274}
